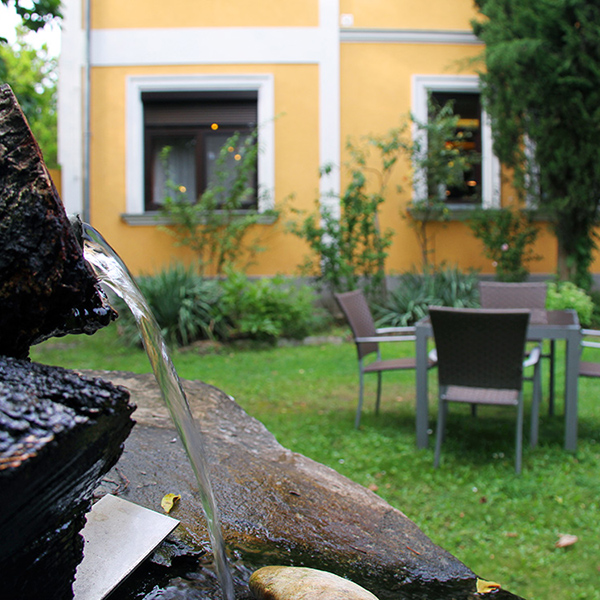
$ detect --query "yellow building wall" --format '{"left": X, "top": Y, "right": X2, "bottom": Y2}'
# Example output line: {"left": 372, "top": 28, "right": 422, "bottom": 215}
{"left": 340, "top": 0, "right": 476, "bottom": 30}
{"left": 340, "top": 41, "right": 477, "bottom": 273}
{"left": 85, "top": 0, "right": 600, "bottom": 280}
{"left": 89, "top": 63, "right": 320, "bottom": 276}
{"left": 338, "top": 36, "right": 575, "bottom": 278}
{"left": 91, "top": 0, "right": 318, "bottom": 28}
{"left": 49, "top": 168, "right": 61, "bottom": 196}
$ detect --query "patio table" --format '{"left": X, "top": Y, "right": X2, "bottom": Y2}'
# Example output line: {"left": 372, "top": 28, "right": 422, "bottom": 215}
{"left": 415, "top": 309, "right": 582, "bottom": 451}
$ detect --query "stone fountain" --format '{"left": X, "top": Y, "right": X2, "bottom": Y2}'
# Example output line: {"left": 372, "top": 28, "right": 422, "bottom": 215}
{"left": 0, "top": 84, "right": 135, "bottom": 599}
{"left": 0, "top": 83, "right": 525, "bottom": 599}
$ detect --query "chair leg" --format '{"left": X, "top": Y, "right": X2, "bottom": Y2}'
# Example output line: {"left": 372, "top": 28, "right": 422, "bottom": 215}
{"left": 515, "top": 396, "right": 524, "bottom": 475}
{"left": 434, "top": 400, "right": 447, "bottom": 468}
{"left": 530, "top": 360, "right": 542, "bottom": 448}
{"left": 548, "top": 340, "right": 555, "bottom": 416}
{"left": 375, "top": 372, "right": 382, "bottom": 415}
{"left": 356, "top": 368, "right": 365, "bottom": 429}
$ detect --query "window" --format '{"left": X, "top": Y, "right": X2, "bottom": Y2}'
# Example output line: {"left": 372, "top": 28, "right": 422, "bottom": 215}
{"left": 412, "top": 75, "right": 500, "bottom": 209}
{"left": 429, "top": 91, "right": 482, "bottom": 205}
{"left": 143, "top": 90, "right": 258, "bottom": 211}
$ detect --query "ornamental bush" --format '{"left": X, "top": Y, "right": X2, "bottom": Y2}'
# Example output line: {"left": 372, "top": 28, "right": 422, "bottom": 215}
{"left": 546, "top": 281, "right": 594, "bottom": 327}
{"left": 114, "top": 264, "right": 330, "bottom": 347}
{"left": 217, "top": 269, "right": 330, "bottom": 343}
{"left": 468, "top": 207, "right": 541, "bottom": 282}
{"left": 374, "top": 264, "right": 480, "bottom": 327}
{"left": 113, "top": 262, "right": 226, "bottom": 347}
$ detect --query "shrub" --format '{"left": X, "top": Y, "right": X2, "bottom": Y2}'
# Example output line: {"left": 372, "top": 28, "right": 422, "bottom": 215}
{"left": 113, "top": 263, "right": 225, "bottom": 347}
{"left": 159, "top": 130, "right": 278, "bottom": 276}
{"left": 218, "top": 270, "right": 329, "bottom": 342}
{"left": 288, "top": 131, "right": 403, "bottom": 303}
{"left": 546, "top": 281, "right": 594, "bottom": 327}
{"left": 467, "top": 207, "right": 541, "bottom": 282}
{"left": 374, "top": 265, "right": 480, "bottom": 326}
{"left": 406, "top": 98, "right": 479, "bottom": 268}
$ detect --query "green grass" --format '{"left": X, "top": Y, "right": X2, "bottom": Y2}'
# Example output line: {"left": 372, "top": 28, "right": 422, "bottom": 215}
{"left": 31, "top": 324, "right": 600, "bottom": 600}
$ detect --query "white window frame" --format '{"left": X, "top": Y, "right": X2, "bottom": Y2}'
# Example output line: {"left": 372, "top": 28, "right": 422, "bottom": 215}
{"left": 124, "top": 74, "right": 275, "bottom": 218}
{"left": 412, "top": 75, "right": 500, "bottom": 209}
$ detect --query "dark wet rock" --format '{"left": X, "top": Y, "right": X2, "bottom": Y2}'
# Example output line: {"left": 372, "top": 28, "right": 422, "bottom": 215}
{"left": 249, "top": 565, "right": 380, "bottom": 599}
{"left": 0, "top": 359, "right": 135, "bottom": 600}
{"left": 89, "top": 370, "right": 526, "bottom": 600}
{"left": 0, "top": 84, "right": 116, "bottom": 359}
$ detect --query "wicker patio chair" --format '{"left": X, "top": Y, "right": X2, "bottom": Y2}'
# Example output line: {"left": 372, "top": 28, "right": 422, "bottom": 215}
{"left": 579, "top": 328, "right": 600, "bottom": 378}
{"left": 334, "top": 289, "right": 436, "bottom": 429}
{"left": 429, "top": 306, "right": 542, "bottom": 474}
{"left": 478, "top": 281, "right": 555, "bottom": 415}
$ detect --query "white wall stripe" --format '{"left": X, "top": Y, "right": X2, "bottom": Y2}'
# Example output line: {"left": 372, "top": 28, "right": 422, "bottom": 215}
{"left": 90, "top": 27, "right": 326, "bottom": 67}
{"left": 318, "top": 0, "right": 341, "bottom": 212}
{"left": 57, "top": 0, "right": 85, "bottom": 215}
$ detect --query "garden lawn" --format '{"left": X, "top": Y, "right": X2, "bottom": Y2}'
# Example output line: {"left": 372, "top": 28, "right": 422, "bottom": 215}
{"left": 31, "top": 323, "right": 600, "bottom": 600}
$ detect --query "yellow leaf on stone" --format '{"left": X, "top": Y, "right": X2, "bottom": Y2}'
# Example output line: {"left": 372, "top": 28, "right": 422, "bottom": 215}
{"left": 161, "top": 493, "right": 181, "bottom": 514}
{"left": 476, "top": 578, "right": 501, "bottom": 593}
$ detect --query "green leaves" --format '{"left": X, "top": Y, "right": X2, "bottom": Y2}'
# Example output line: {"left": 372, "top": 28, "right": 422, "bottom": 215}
{"left": 216, "top": 269, "right": 328, "bottom": 343}
{"left": 374, "top": 265, "right": 481, "bottom": 327}
{"left": 159, "top": 129, "right": 277, "bottom": 276}
{"left": 113, "top": 265, "right": 329, "bottom": 347}
{"left": 406, "top": 97, "right": 480, "bottom": 268}
{"left": 546, "top": 281, "right": 594, "bottom": 327}
{"left": 7, "top": 0, "right": 62, "bottom": 32}
{"left": 0, "top": 27, "right": 57, "bottom": 166}
{"left": 112, "top": 263, "right": 226, "bottom": 347}
{"left": 472, "top": 0, "right": 600, "bottom": 287}
{"left": 468, "top": 207, "right": 541, "bottom": 282}
{"left": 289, "top": 129, "right": 406, "bottom": 302}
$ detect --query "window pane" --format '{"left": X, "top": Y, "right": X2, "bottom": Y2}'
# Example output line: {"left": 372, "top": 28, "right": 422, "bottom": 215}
{"left": 151, "top": 136, "right": 197, "bottom": 205}
{"left": 143, "top": 91, "right": 259, "bottom": 211}
{"left": 205, "top": 132, "right": 257, "bottom": 208}
{"left": 430, "top": 91, "right": 482, "bottom": 204}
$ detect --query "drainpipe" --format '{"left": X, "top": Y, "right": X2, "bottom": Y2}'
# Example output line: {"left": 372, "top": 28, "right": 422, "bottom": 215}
{"left": 82, "top": 0, "right": 91, "bottom": 223}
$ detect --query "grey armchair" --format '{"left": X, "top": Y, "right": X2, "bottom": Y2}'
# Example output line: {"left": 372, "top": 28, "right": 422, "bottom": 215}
{"left": 579, "top": 328, "right": 600, "bottom": 378}
{"left": 478, "top": 281, "right": 555, "bottom": 415}
{"left": 334, "top": 290, "right": 436, "bottom": 428}
{"left": 429, "top": 306, "right": 542, "bottom": 474}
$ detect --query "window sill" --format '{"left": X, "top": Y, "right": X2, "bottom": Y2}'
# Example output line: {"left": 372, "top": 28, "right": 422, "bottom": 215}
{"left": 407, "top": 204, "right": 481, "bottom": 222}
{"left": 121, "top": 211, "right": 279, "bottom": 227}
{"left": 408, "top": 205, "right": 550, "bottom": 223}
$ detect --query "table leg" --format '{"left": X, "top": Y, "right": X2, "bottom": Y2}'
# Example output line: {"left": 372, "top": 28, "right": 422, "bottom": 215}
{"left": 416, "top": 328, "right": 429, "bottom": 449}
{"left": 548, "top": 339, "right": 555, "bottom": 416}
{"left": 564, "top": 330, "right": 581, "bottom": 451}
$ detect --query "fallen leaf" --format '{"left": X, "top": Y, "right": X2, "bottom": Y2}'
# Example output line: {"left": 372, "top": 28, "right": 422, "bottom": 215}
{"left": 368, "top": 483, "right": 379, "bottom": 492}
{"left": 476, "top": 578, "right": 501, "bottom": 593}
{"left": 161, "top": 493, "right": 181, "bottom": 514}
{"left": 556, "top": 534, "right": 578, "bottom": 548}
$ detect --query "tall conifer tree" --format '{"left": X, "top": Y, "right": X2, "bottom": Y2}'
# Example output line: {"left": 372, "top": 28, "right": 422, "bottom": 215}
{"left": 472, "top": 0, "right": 600, "bottom": 288}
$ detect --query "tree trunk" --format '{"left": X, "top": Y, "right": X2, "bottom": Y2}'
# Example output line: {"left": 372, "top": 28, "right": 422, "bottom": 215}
{"left": 556, "top": 239, "right": 577, "bottom": 282}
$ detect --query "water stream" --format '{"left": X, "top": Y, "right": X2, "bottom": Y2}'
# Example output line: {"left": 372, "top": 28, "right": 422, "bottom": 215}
{"left": 81, "top": 223, "right": 235, "bottom": 600}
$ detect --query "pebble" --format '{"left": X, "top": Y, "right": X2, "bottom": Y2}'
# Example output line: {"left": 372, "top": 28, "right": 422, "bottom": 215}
{"left": 249, "top": 565, "right": 380, "bottom": 600}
